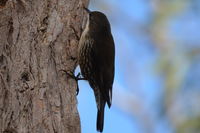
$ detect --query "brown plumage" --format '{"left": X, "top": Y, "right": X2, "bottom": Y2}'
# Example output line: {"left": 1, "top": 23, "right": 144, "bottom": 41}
{"left": 78, "top": 8, "right": 115, "bottom": 132}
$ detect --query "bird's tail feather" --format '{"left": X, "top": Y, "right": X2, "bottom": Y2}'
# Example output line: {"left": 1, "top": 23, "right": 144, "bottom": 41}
{"left": 97, "top": 100, "right": 105, "bottom": 132}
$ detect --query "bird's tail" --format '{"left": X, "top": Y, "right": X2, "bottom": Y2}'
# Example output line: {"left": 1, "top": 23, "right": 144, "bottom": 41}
{"left": 97, "top": 99, "right": 106, "bottom": 132}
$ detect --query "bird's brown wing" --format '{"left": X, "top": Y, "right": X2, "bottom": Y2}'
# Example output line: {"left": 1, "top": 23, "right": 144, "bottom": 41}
{"left": 90, "top": 33, "right": 115, "bottom": 107}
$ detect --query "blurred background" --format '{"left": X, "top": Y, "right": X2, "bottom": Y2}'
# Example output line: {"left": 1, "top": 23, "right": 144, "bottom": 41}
{"left": 77, "top": 0, "right": 200, "bottom": 133}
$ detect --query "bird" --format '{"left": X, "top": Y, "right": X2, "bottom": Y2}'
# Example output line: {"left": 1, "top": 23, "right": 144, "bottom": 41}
{"left": 78, "top": 7, "right": 115, "bottom": 132}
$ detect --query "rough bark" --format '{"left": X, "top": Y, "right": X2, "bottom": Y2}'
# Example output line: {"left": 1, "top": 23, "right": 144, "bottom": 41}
{"left": 0, "top": 0, "right": 89, "bottom": 132}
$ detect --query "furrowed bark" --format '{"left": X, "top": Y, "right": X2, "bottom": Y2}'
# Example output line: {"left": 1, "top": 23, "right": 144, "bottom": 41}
{"left": 0, "top": 0, "right": 89, "bottom": 132}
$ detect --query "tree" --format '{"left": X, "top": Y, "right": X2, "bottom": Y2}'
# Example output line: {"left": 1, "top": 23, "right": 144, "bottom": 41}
{"left": 0, "top": 0, "right": 89, "bottom": 132}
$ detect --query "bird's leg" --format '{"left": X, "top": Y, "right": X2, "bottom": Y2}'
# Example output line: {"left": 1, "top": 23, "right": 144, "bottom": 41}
{"left": 60, "top": 70, "right": 85, "bottom": 95}
{"left": 73, "top": 72, "right": 85, "bottom": 95}
{"left": 75, "top": 72, "right": 85, "bottom": 80}
{"left": 64, "top": 70, "right": 85, "bottom": 81}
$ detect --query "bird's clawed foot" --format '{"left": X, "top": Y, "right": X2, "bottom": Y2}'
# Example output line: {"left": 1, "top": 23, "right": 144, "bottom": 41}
{"left": 60, "top": 70, "right": 85, "bottom": 95}
{"left": 67, "top": 72, "right": 84, "bottom": 95}
{"left": 64, "top": 71, "right": 85, "bottom": 81}
{"left": 74, "top": 72, "right": 85, "bottom": 81}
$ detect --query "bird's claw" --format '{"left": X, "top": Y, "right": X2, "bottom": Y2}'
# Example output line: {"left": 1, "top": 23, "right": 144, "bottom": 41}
{"left": 60, "top": 70, "right": 85, "bottom": 95}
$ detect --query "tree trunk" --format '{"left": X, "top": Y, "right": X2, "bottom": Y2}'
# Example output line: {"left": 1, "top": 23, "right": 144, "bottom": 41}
{"left": 0, "top": 0, "right": 89, "bottom": 132}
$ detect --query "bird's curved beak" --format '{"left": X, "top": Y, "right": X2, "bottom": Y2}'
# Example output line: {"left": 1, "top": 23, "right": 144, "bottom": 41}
{"left": 83, "top": 7, "right": 91, "bottom": 14}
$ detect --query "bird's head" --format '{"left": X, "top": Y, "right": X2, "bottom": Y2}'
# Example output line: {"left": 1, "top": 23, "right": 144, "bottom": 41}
{"left": 83, "top": 7, "right": 111, "bottom": 33}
